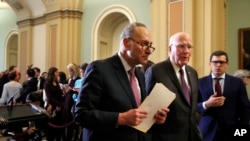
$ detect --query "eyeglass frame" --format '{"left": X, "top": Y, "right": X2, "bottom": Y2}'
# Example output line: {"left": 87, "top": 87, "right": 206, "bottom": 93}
{"left": 210, "top": 60, "right": 228, "bottom": 65}
{"left": 128, "top": 37, "right": 155, "bottom": 52}
{"left": 172, "top": 44, "right": 193, "bottom": 49}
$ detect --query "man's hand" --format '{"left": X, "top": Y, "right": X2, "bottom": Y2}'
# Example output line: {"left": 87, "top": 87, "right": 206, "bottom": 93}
{"left": 205, "top": 92, "right": 226, "bottom": 108}
{"left": 118, "top": 109, "right": 147, "bottom": 126}
{"left": 154, "top": 107, "right": 169, "bottom": 124}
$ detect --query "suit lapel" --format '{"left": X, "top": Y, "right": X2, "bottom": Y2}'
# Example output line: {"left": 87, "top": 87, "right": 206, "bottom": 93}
{"left": 222, "top": 74, "right": 231, "bottom": 97}
{"left": 135, "top": 68, "right": 146, "bottom": 100}
{"left": 164, "top": 59, "right": 181, "bottom": 90}
{"left": 112, "top": 55, "right": 138, "bottom": 107}
{"left": 165, "top": 59, "right": 191, "bottom": 105}
{"left": 185, "top": 66, "right": 197, "bottom": 107}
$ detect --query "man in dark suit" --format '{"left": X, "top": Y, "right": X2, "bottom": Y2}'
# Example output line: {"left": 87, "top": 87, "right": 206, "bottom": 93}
{"left": 145, "top": 32, "right": 202, "bottom": 141}
{"left": 197, "top": 50, "right": 250, "bottom": 141}
{"left": 33, "top": 67, "right": 45, "bottom": 91}
{"left": 16, "top": 68, "right": 38, "bottom": 103}
{"left": 74, "top": 22, "right": 169, "bottom": 141}
{"left": 33, "top": 67, "right": 45, "bottom": 107}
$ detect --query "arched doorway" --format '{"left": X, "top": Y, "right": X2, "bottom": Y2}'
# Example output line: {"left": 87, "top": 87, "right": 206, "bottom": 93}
{"left": 5, "top": 32, "right": 18, "bottom": 69}
{"left": 92, "top": 4, "right": 136, "bottom": 60}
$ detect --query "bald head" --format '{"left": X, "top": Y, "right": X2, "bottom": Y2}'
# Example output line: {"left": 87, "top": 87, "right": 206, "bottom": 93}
{"left": 168, "top": 32, "right": 193, "bottom": 68}
{"left": 169, "top": 32, "right": 192, "bottom": 47}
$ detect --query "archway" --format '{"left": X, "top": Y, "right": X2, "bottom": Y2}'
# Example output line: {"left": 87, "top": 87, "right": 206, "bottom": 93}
{"left": 5, "top": 31, "right": 18, "bottom": 69}
{"left": 92, "top": 4, "right": 136, "bottom": 60}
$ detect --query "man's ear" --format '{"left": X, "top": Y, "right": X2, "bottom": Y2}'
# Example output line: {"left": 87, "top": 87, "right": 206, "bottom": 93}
{"left": 168, "top": 45, "right": 172, "bottom": 53}
{"left": 123, "top": 38, "right": 130, "bottom": 50}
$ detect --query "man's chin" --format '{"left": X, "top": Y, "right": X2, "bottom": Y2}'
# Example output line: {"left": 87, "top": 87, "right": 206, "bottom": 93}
{"left": 140, "top": 60, "right": 148, "bottom": 65}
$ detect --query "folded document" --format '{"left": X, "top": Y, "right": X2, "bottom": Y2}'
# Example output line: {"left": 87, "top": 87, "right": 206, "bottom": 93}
{"left": 132, "top": 83, "right": 176, "bottom": 133}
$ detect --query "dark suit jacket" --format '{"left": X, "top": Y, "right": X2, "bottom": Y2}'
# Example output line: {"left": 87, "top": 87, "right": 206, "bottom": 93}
{"left": 145, "top": 58, "right": 202, "bottom": 141}
{"left": 37, "top": 76, "right": 45, "bottom": 90}
{"left": 0, "top": 73, "right": 9, "bottom": 97}
{"left": 74, "top": 54, "right": 151, "bottom": 141}
{"left": 197, "top": 74, "right": 250, "bottom": 141}
{"left": 16, "top": 77, "right": 38, "bottom": 103}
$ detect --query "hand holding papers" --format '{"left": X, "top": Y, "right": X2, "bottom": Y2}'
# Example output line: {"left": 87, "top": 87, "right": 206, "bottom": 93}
{"left": 132, "top": 83, "right": 176, "bottom": 133}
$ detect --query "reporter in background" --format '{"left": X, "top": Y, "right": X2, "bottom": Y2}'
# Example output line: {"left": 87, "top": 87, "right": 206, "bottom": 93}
{"left": 197, "top": 50, "right": 250, "bottom": 141}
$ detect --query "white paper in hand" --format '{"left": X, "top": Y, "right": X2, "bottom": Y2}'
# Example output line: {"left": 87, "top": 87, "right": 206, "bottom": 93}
{"left": 132, "top": 83, "right": 176, "bottom": 133}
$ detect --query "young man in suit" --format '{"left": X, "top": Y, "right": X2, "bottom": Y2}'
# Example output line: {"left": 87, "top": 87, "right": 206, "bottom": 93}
{"left": 16, "top": 68, "right": 38, "bottom": 103}
{"left": 197, "top": 50, "right": 250, "bottom": 141}
{"left": 33, "top": 67, "right": 46, "bottom": 107}
{"left": 145, "top": 32, "right": 202, "bottom": 141}
{"left": 74, "top": 22, "right": 169, "bottom": 141}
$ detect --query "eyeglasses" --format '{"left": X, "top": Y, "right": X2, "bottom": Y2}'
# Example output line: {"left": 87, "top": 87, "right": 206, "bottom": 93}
{"left": 173, "top": 44, "right": 192, "bottom": 49}
{"left": 128, "top": 37, "right": 155, "bottom": 52}
{"left": 244, "top": 76, "right": 250, "bottom": 79}
{"left": 210, "top": 61, "right": 227, "bottom": 65}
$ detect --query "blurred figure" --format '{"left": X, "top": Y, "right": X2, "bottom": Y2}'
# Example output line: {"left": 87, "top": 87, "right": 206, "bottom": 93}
{"left": 72, "top": 63, "right": 88, "bottom": 141}
{"left": 0, "top": 65, "right": 18, "bottom": 97}
{"left": 33, "top": 67, "right": 46, "bottom": 93}
{"left": 58, "top": 71, "right": 68, "bottom": 86}
{"left": 0, "top": 71, "right": 22, "bottom": 105}
{"left": 33, "top": 67, "right": 46, "bottom": 107}
{"left": 16, "top": 68, "right": 38, "bottom": 104}
{"left": 73, "top": 63, "right": 88, "bottom": 94}
{"left": 233, "top": 69, "right": 250, "bottom": 85}
{"left": 139, "top": 60, "right": 154, "bottom": 73}
{"left": 41, "top": 72, "right": 48, "bottom": 79}
{"left": 44, "top": 67, "right": 65, "bottom": 141}
{"left": 43, "top": 71, "right": 67, "bottom": 109}
{"left": 64, "top": 63, "right": 80, "bottom": 141}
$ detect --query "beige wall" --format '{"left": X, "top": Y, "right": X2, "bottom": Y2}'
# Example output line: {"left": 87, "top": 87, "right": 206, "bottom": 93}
{"left": 150, "top": 0, "right": 226, "bottom": 78}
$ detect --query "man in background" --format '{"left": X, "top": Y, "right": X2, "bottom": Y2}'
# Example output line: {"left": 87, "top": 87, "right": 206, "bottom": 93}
{"left": 198, "top": 50, "right": 250, "bottom": 141}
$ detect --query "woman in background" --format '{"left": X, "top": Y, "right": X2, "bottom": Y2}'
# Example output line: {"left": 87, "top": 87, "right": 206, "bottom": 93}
{"left": 63, "top": 63, "right": 80, "bottom": 141}
{"left": 72, "top": 63, "right": 88, "bottom": 141}
{"left": 44, "top": 67, "right": 65, "bottom": 141}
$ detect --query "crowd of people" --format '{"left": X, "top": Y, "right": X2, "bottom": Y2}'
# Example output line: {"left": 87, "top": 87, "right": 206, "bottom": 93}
{"left": 0, "top": 63, "right": 88, "bottom": 141}
{"left": 0, "top": 22, "right": 250, "bottom": 141}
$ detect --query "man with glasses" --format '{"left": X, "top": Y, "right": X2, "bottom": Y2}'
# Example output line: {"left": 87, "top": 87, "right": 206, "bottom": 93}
{"left": 197, "top": 50, "right": 250, "bottom": 141}
{"left": 145, "top": 32, "right": 202, "bottom": 141}
{"left": 74, "top": 22, "right": 169, "bottom": 141}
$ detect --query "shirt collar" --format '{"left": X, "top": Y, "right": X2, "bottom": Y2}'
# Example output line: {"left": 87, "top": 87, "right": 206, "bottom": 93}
{"left": 170, "top": 58, "right": 186, "bottom": 73}
{"left": 211, "top": 73, "right": 226, "bottom": 79}
{"left": 118, "top": 52, "right": 132, "bottom": 72}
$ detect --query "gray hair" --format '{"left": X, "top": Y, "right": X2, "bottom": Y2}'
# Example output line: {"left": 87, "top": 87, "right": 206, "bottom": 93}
{"left": 233, "top": 69, "right": 250, "bottom": 78}
{"left": 120, "top": 22, "right": 147, "bottom": 40}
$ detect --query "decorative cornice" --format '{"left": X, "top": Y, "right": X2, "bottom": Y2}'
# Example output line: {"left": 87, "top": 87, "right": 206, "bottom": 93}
{"left": 45, "top": 9, "right": 83, "bottom": 20}
{"left": 17, "top": 9, "right": 83, "bottom": 27}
